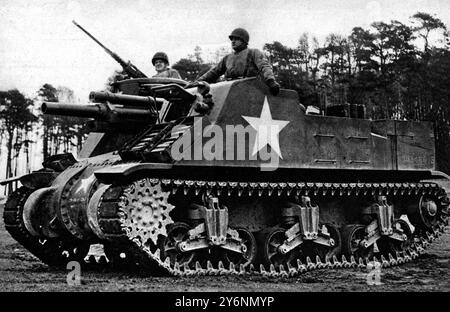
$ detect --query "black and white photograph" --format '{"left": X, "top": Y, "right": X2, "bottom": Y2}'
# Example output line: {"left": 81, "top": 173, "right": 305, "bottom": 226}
{"left": 0, "top": 0, "right": 449, "bottom": 306}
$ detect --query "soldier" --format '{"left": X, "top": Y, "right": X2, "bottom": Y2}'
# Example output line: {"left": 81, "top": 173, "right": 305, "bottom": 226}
{"left": 151, "top": 52, "right": 182, "bottom": 79}
{"left": 196, "top": 28, "right": 281, "bottom": 95}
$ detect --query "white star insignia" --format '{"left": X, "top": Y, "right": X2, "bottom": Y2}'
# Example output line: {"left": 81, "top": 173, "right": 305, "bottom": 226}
{"left": 242, "top": 96, "right": 289, "bottom": 159}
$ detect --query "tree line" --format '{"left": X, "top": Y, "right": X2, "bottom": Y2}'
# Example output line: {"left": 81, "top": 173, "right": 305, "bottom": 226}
{"left": 0, "top": 84, "right": 88, "bottom": 190}
{"left": 1, "top": 11, "right": 450, "bottom": 187}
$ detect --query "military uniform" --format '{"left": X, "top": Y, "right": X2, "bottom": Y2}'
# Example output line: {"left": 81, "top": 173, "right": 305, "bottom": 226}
{"left": 151, "top": 51, "right": 182, "bottom": 79}
{"left": 196, "top": 28, "right": 280, "bottom": 95}
{"left": 152, "top": 68, "right": 182, "bottom": 79}
{"left": 198, "top": 48, "right": 275, "bottom": 84}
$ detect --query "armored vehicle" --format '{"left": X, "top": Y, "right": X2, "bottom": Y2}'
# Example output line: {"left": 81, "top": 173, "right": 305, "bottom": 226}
{"left": 2, "top": 75, "right": 449, "bottom": 277}
{"left": 2, "top": 22, "right": 449, "bottom": 277}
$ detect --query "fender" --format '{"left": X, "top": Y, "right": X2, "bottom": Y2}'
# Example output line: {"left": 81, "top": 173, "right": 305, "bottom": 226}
{"left": 0, "top": 171, "right": 59, "bottom": 189}
{"left": 93, "top": 162, "right": 173, "bottom": 184}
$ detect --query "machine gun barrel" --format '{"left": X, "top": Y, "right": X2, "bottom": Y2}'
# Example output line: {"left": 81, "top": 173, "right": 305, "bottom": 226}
{"left": 41, "top": 102, "right": 156, "bottom": 122}
{"left": 89, "top": 91, "right": 164, "bottom": 108}
{"left": 72, "top": 20, "right": 147, "bottom": 78}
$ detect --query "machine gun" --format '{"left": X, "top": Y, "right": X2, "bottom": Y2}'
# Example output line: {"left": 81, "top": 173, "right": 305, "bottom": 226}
{"left": 73, "top": 20, "right": 147, "bottom": 79}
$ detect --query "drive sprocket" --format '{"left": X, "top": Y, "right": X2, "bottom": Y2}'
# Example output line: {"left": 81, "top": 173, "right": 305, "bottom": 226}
{"left": 118, "top": 178, "right": 175, "bottom": 246}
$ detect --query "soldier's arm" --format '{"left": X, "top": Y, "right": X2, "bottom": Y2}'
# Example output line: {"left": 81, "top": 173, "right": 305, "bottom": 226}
{"left": 197, "top": 56, "right": 227, "bottom": 83}
{"left": 251, "top": 49, "right": 276, "bottom": 83}
{"left": 170, "top": 69, "right": 182, "bottom": 79}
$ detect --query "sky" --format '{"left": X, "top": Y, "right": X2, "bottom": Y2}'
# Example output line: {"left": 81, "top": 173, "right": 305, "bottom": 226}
{"left": 1, "top": 0, "right": 449, "bottom": 102}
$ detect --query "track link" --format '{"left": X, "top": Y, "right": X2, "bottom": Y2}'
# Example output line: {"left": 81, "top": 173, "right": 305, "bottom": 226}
{"left": 97, "top": 179, "right": 450, "bottom": 278}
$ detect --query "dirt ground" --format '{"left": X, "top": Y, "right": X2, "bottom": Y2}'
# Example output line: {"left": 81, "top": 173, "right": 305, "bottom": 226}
{"left": 0, "top": 203, "right": 449, "bottom": 292}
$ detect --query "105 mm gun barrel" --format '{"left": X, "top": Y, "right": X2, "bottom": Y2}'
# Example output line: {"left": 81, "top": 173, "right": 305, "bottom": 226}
{"left": 41, "top": 102, "right": 156, "bottom": 123}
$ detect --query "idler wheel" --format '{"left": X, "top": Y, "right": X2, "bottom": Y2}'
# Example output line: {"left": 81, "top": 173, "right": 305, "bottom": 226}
{"left": 258, "top": 227, "right": 302, "bottom": 267}
{"left": 159, "top": 222, "right": 195, "bottom": 268}
{"left": 310, "top": 223, "right": 342, "bottom": 261}
{"left": 377, "top": 219, "right": 412, "bottom": 256}
{"left": 408, "top": 196, "right": 439, "bottom": 231}
{"left": 341, "top": 224, "right": 374, "bottom": 259}
{"left": 222, "top": 228, "right": 257, "bottom": 268}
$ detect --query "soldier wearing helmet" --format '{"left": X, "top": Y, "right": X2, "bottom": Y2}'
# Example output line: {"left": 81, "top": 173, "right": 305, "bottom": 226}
{"left": 197, "top": 28, "right": 281, "bottom": 95}
{"left": 151, "top": 52, "right": 182, "bottom": 79}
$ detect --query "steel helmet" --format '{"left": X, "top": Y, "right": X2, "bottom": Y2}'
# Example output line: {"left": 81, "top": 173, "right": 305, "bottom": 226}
{"left": 152, "top": 52, "right": 169, "bottom": 65}
{"left": 228, "top": 28, "right": 249, "bottom": 44}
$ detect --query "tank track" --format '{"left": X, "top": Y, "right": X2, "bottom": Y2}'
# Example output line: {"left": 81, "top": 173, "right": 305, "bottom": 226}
{"left": 97, "top": 179, "right": 450, "bottom": 278}
{"left": 2, "top": 186, "right": 107, "bottom": 269}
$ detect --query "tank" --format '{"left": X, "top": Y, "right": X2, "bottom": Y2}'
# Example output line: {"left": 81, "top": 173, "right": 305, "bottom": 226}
{"left": 2, "top": 76, "right": 450, "bottom": 277}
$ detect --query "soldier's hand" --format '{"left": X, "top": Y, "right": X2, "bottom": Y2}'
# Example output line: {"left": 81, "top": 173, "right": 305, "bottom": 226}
{"left": 268, "top": 80, "right": 280, "bottom": 96}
